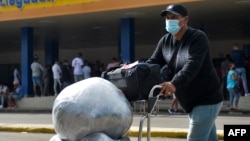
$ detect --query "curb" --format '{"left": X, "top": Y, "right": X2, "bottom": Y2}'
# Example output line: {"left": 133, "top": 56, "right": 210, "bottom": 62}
{"left": 127, "top": 127, "right": 224, "bottom": 140}
{"left": 0, "top": 125, "right": 224, "bottom": 140}
{"left": 0, "top": 109, "right": 52, "bottom": 113}
{"left": 0, "top": 108, "right": 248, "bottom": 140}
{"left": 0, "top": 126, "right": 55, "bottom": 134}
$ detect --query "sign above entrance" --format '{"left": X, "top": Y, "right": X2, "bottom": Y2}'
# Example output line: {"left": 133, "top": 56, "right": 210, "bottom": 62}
{"left": 0, "top": 0, "right": 101, "bottom": 12}
{"left": 0, "top": 0, "right": 56, "bottom": 9}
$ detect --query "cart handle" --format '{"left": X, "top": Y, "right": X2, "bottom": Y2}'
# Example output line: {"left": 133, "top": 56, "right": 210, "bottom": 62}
{"left": 148, "top": 85, "right": 162, "bottom": 98}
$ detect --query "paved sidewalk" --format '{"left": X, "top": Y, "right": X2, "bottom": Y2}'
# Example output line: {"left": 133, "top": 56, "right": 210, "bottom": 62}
{"left": 0, "top": 98, "right": 250, "bottom": 140}
{"left": 0, "top": 132, "right": 202, "bottom": 141}
{"left": 1, "top": 112, "right": 249, "bottom": 140}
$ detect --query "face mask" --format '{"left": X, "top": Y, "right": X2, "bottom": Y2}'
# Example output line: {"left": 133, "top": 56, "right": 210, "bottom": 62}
{"left": 165, "top": 20, "right": 181, "bottom": 35}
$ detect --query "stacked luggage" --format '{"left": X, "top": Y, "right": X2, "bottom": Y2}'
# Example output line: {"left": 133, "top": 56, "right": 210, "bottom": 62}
{"left": 102, "top": 61, "right": 163, "bottom": 141}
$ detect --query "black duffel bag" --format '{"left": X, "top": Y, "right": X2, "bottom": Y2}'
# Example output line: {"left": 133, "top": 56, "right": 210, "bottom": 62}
{"left": 102, "top": 61, "right": 161, "bottom": 102}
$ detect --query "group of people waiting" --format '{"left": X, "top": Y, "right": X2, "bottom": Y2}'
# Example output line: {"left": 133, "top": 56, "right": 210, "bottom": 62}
{"left": 30, "top": 53, "right": 109, "bottom": 97}
{"left": 0, "top": 65, "right": 23, "bottom": 109}
{"left": 221, "top": 43, "right": 250, "bottom": 110}
{"left": 0, "top": 80, "right": 23, "bottom": 109}
{"left": 0, "top": 53, "right": 118, "bottom": 108}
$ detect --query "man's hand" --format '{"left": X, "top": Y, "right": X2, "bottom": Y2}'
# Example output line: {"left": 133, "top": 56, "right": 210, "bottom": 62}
{"left": 160, "top": 82, "right": 176, "bottom": 96}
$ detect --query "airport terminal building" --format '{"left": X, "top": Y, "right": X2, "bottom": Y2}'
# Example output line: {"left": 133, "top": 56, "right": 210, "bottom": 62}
{"left": 0, "top": 0, "right": 250, "bottom": 96}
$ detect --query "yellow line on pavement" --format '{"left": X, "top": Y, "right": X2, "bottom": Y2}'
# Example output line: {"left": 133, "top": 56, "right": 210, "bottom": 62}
{"left": 0, "top": 126, "right": 55, "bottom": 133}
{"left": 0, "top": 125, "right": 224, "bottom": 140}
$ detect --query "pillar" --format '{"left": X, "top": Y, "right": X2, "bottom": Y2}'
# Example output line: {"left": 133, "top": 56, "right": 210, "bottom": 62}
{"left": 21, "top": 27, "right": 33, "bottom": 97}
{"left": 120, "top": 18, "right": 135, "bottom": 63}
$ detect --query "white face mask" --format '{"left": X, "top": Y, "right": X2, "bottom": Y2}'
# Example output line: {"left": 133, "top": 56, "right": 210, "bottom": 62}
{"left": 165, "top": 19, "right": 181, "bottom": 35}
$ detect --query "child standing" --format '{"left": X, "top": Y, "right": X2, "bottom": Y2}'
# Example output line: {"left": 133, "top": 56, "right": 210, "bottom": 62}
{"left": 226, "top": 62, "right": 240, "bottom": 110}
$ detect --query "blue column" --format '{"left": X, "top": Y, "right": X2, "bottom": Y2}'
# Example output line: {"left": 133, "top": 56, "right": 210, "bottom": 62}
{"left": 45, "top": 39, "right": 58, "bottom": 66}
{"left": 120, "top": 18, "right": 135, "bottom": 63}
{"left": 21, "top": 27, "right": 33, "bottom": 97}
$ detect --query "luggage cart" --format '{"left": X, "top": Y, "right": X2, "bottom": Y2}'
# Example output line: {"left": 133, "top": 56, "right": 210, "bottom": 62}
{"left": 138, "top": 85, "right": 162, "bottom": 141}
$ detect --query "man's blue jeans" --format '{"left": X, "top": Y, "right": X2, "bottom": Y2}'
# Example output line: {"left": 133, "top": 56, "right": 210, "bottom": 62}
{"left": 235, "top": 67, "right": 248, "bottom": 94}
{"left": 187, "top": 102, "right": 223, "bottom": 141}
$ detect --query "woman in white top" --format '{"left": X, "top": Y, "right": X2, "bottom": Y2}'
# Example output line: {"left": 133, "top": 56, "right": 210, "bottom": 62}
{"left": 72, "top": 53, "right": 84, "bottom": 82}
{"left": 13, "top": 65, "right": 21, "bottom": 84}
{"left": 52, "top": 60, "right": 62, "bottom": 96}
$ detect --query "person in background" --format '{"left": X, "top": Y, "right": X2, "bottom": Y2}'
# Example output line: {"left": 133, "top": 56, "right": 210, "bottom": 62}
{"left": 226, "top": 62, "right": 240, "bottom": 110}
{"left": 230, "top": 43, "right": 250, "bottom": 96}
{"left": 106, "top": 57, "right": 121, "bottom": 70}
{"left": 168, "top": 94, "right": 182, "bottom": 114}
{"left": 82, "top": 60, "right": 91, "bottom": 79}
{"left": 31, "top": 55, "right": 44, "bottom": 97}
{"left": 8, "top": 80, "right": 24, "bottom": 108}
{"left": 0, "top": 82, "right": 9, "bottom": 109}
{"left": 146, "top": 4, "right": 223, "bottom": 141}
{"left": 72, "top": 52, "right": 84, "bottom": 82}
{"left": 43, "top": 64, "right": 51, "bottom": 96}
{"left": 93, "top": 60, "right": 105, "bottom": 77}
{"left": 61, "top": 60, "right": 72, "bottom": 84}
{"left": 13, "top": 65, "right": 21, "bottom": 85}
{"left": 52, "top": 59, "right": 62, "bottom": 96}
{"left": 220, "top": 54, "right": 232, "bottom": 100}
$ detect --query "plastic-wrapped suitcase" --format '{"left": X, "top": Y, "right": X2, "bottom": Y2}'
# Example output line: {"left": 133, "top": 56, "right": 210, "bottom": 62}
{"left": 102, "top": 61, "right": 163, "bottom": 141}
{"left": 137, "top": 85, "right": 162, "bottom": 141}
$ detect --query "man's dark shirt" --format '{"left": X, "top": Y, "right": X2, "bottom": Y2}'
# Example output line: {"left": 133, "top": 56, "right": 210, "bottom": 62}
{"left": 231, "top": 50, "right": 245, "bottom": 68}
{"left": 147, "top": 27, "right": 223, "bottom": 113}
